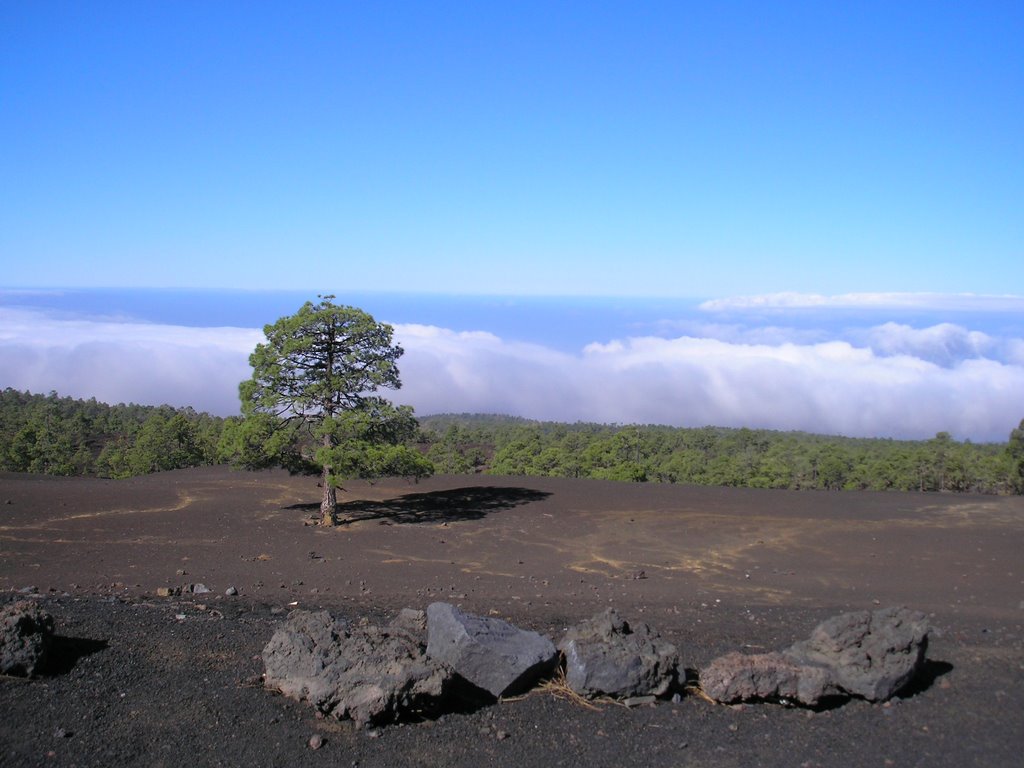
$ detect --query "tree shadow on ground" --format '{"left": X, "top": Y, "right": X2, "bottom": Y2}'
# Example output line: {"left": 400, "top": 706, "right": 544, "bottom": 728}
{"left": 286, "top": 486, "right": 551, "bottom": 525}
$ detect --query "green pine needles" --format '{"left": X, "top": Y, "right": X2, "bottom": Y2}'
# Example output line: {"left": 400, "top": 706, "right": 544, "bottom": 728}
{"left": 227, "top": 296, "right": 432, "bottom": 525}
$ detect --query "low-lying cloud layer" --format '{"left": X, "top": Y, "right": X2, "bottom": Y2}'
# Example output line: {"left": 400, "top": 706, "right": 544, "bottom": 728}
{"left": 1, "top": 303, "right": 1021, "bottom": 443}
{"left": 396, "top": 325, "right": 1023, "bottom": 442}
{"left": 0, "top": 308, "right": 261, "bottom": 416}
{"left": 699, "top": 292, "right": 1024, "bottom": 313}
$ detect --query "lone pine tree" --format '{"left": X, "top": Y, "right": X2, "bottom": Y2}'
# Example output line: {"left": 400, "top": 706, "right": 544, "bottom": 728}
{"left": 233, "top": 296, "right": 432, "bottom": 525}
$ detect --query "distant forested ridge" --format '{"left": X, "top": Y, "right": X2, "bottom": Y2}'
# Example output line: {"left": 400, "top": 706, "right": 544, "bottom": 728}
{"left": 3, "top": 390, "right": 1022, "bottom": 494}
{"left": 0, "top": 389, "right": 225, "bottom": 478}
{"left": 419, "top": 414, "right": 1024, "bottom": 495}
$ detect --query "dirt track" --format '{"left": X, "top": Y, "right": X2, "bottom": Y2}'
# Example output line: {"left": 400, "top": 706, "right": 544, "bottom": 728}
{"left": 2, "top": 467, "right": 1023, "bottom": 766}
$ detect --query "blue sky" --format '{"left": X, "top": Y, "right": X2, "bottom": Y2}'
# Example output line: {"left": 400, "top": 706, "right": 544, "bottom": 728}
{"left": 1, "top": 4, "right": 1022, "bottom": 441}
{"left": 2, "top": 1, "right": 1021, "bottom": 295}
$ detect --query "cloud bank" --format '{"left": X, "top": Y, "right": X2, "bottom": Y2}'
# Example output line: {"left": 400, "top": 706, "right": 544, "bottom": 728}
{"left": 395, "top": 325, "right": 1023, "bottom": 442}
{"left": 699, "top": 292, "right": 1024, "bottom": 313}
{"left": 0, "top": 308, "right": 261, "bottom": 416}
{"left": 1, "top": 304, "right": 1021, "bottom": 443}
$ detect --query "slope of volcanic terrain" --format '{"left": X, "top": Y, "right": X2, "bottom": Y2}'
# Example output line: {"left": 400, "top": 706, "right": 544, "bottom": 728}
{"left": 2, "top": 467, "right": 1022, "bottom": 766}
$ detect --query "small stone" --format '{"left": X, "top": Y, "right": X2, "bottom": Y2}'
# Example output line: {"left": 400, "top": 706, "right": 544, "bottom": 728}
{"left": 308, "top": 734, "right": 323, "bottom": 750}
{"left": 156, "top": 587, "right": 173, "bottom": 598}
{"left": 225, "top": 587, "right": 238, "bottom": 596}
{"left": 623, "top": 695, "right": 657, "bottom": 708}
{"left": 495, "top": 730, "right": 509, "bottom": 741}
{"left": 366, "top": 729, "right": 382, "bottom": 739}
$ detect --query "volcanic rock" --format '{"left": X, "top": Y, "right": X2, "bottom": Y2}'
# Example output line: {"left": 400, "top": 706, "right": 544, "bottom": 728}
{"left": 1, "top": 600, "right": 55, "bottom": 677}
{"left": 263, "top": 609, "right": 451, "bottom": 727}
{"left": 701, "top": 606, "right": 931, "bottom": 706}
{"left": 426, "top": 602, "right": 557, "bottom": 698}
{"left": 559, "top": 608, "right": 679, "bottom": 698}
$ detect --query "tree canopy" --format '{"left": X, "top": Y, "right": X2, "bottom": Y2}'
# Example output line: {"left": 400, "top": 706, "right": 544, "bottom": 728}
{"left": 418, "top": 414, "right": 1024, "bottom": 495}
{"left": 0, "top": 388, "right": 222, "bottom": 478}
{"left": 226, "top": 297, "right": 432, "bottom": 524}
{"left": 3, "top": 387, "right": 1020, "bottom": 497}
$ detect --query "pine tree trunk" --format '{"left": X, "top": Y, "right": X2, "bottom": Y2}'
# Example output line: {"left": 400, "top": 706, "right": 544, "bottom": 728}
{"left": 320, "top": 465, "right": 336, "bottom": 525}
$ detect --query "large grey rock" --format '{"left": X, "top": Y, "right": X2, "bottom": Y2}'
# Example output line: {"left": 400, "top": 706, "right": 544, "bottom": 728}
{"left": 701, "top": 606, "right": 931, "bottom": 706}
{"left": 559, "top": 608, "right": 679, "bottom": 698}
{"left": 0, "top": 600, "right": 54, "bottom": 677}
{"left": 426, "top": 602, "right": 557, "bottom": 698}
{"left": 788, "top": 605, "right": 931, "bottom": 701}
{"left": 263, "top": 610, "right": 451, "bottom": 727}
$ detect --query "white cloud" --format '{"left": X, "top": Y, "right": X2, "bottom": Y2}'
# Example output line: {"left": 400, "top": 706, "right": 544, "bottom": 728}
{"left": 699, "top": 292, "right": 1024, "bottom": 313}
{"left": 1, "top": 307, "right": 1021, "bottom": 442}
{"left": 0, "top": 307, "right": 261, "bottom": 415}
{"left": 395, "top": 326, "right": 1024, "bottom": 442}
{"left": 859, "top": 322, "right": 995, "bottom": 367}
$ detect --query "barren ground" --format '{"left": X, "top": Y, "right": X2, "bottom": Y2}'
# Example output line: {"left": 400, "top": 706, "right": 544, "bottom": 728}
{"left": 2, "top": 467, "right": 1023, "bottom": 767}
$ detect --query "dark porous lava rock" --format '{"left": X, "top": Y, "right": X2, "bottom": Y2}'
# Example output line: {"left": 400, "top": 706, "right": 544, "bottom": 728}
{"left": 701, "top": 606, "right": 931, "bottom": 706}
{"left": 559, "top": 608, "right": 679, "bottom": 698}
{"left": 0, "top": 600, "right": 54, "bottom": 677}
{"left": 263, "top": 609, "right": 451, "bottom": 727}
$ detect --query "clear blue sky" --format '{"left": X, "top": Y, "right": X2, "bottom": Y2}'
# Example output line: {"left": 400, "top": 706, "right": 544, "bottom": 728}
{"left": 1, "top": 1, "right": 1021, "bottom": 297}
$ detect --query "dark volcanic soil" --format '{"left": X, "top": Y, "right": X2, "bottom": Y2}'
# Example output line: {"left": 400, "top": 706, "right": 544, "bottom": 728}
{"left": 2, "top": 467, "right": 1023, "bottom": 767}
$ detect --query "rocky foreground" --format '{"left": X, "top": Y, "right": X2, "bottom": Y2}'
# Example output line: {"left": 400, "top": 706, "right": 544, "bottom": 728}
{"left": 2, "top": 590, "right": 1020, "bottom": 768}
{"left": 256, "top": 602, "right": 932, "bottom": 728}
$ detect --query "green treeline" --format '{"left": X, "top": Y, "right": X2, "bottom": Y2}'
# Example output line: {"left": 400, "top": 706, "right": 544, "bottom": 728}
{"left": 4, "top": 390, "right": 1023, "bottom": 494}
{"left": 0, "top": 389, "right": 225, "bottom": 478}
{"left": 419, "top": 414, "right": 1024, "bottom": 495}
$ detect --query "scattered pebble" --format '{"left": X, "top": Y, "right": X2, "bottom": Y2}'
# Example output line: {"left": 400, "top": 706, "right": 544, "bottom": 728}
{"left": 308, "top": 734, "right": 323, "bottom": 750}
{"left": 225, "top": 587, "right": 238, "bottom": 596}
{"left": 623, "top": 695, "right": 656, "bottom": 708}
